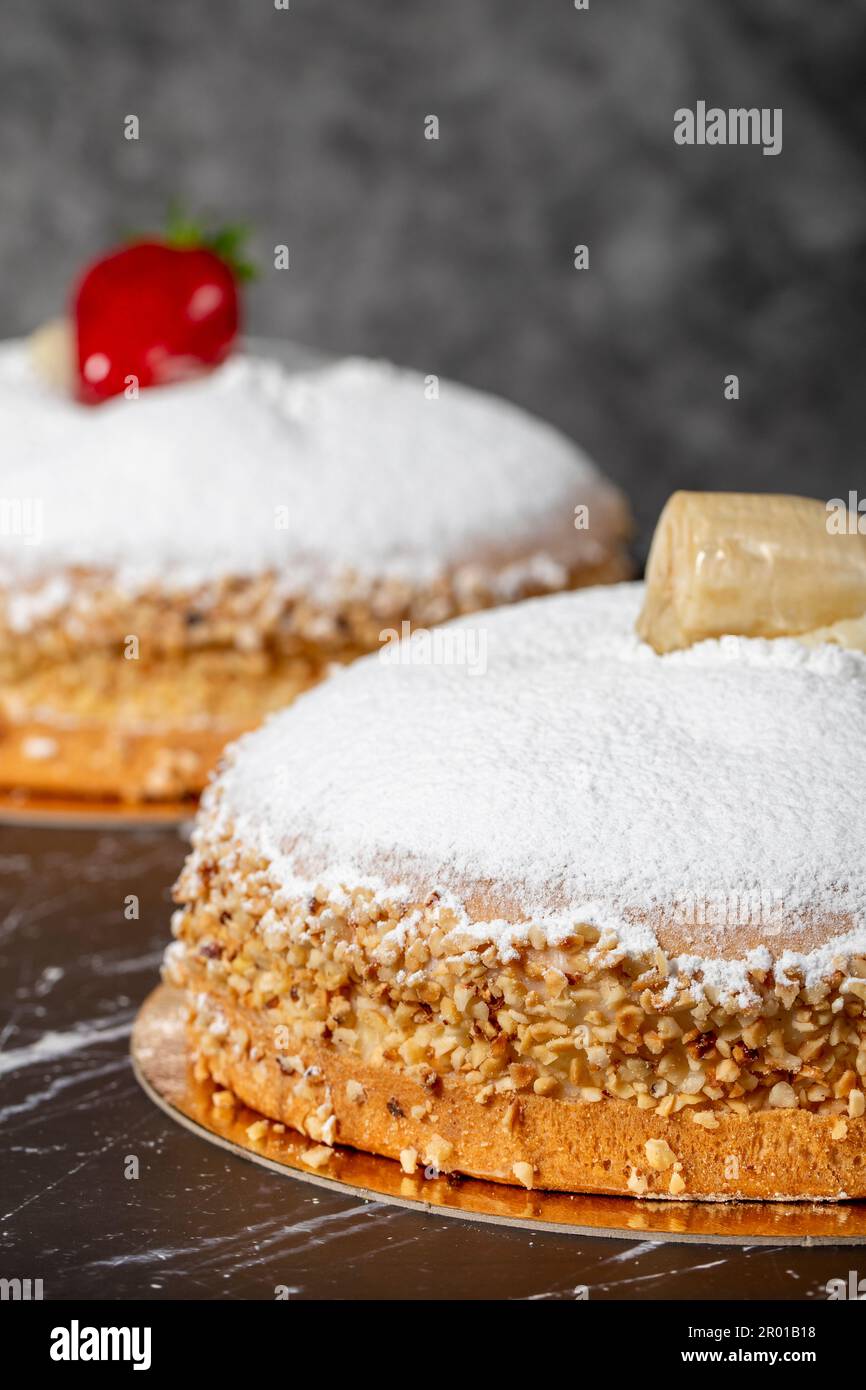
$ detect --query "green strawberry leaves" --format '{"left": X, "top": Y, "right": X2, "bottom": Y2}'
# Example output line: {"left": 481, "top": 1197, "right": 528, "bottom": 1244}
{"left": 163, "top": 204, "right": 258, "bottom": 282}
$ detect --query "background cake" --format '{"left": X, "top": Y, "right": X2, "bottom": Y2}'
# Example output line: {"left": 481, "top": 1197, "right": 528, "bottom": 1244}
{"left": 165, "top": 579, "right": 866, "bottom": 1200}
{"left": 0, "top": 342, "right": 630, "bottom": 800}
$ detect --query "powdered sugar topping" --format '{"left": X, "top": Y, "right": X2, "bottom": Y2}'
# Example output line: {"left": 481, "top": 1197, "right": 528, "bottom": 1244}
{"left": 0, "top": 342, "right": 622, "bottom": 605}
{"left": 209, "top": 582, "right": 866, "bottom": 1000}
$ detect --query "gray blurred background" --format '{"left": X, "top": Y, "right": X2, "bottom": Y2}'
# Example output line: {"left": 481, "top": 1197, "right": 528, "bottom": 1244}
{"left": 2, "top": 0, "right": 864, "bottom": 556}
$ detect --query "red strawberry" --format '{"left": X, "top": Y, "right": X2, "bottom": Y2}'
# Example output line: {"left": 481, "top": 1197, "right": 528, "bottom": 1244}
{"left": 72, "top": 218, "right": 254, "bottom": 404}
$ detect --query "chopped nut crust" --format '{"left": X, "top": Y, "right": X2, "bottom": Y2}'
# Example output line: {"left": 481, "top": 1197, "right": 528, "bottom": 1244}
{"left": 167, "top": 822, "right": 866, "bottom": 1131}
{"left": 644, "top": 1138, "right": 677, "bottom": 1170}
{"left": 512, "top": 1161, "right": 534, "bottom": 1189}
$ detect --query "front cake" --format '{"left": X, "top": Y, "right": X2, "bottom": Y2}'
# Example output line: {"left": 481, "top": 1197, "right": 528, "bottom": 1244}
{"left": 0, "top": 342, "right": 630, "bottom": 800}
{"left": 165, "top": 569, "right": 866, "bottom": 1200}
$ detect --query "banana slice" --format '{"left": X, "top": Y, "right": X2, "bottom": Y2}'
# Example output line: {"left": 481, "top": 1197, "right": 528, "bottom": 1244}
{"left": 29, "top": 318, "right": 75, "bottom": 393}
{"left": 637, "top": 491, "right": 866, "bottom": 653}
{"left": 798, "top": 614, "right": 866, "bottom": 651}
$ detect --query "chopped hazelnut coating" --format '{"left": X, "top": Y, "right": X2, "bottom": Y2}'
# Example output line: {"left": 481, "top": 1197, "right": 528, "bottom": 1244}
{"left": 644, "top": 1138, "right": 677, "bottom": 1170}
{"left": 512, "top": 1162, "right": 534, "bottom": 1189}
{"left": 302, "top": 1145, "right": 334, "bottom": 1170}
{"left": 166, "top": 824, "right": 866, "bottom": 1132}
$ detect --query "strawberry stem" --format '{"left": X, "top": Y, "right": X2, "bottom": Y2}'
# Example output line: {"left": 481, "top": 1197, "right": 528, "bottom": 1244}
{"left": 163, "top": 203, "right": 258, "bottom": 281}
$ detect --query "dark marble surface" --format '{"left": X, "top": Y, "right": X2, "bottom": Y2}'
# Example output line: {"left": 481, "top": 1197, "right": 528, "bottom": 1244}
{"left": 1, "top": 0, "right": 865, "bottom": 556}
{"left": 0, "top": 823, "right": 859, "bottom": 1301}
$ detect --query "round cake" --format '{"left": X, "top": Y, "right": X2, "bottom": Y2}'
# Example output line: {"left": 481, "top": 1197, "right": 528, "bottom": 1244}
{"left": 165, "top": 581, "right": 866, "bottom": 1200}
{"left": 0, "top": 343, "right": 630, "bottom": 800}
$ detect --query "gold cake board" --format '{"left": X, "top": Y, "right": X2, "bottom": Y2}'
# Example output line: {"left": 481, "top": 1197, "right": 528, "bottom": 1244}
{"left": 132, "top": 985, "right": 866, "bottom": 1246}
{"left": 0, "top": 789, "right": 194, "bottom": 828}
